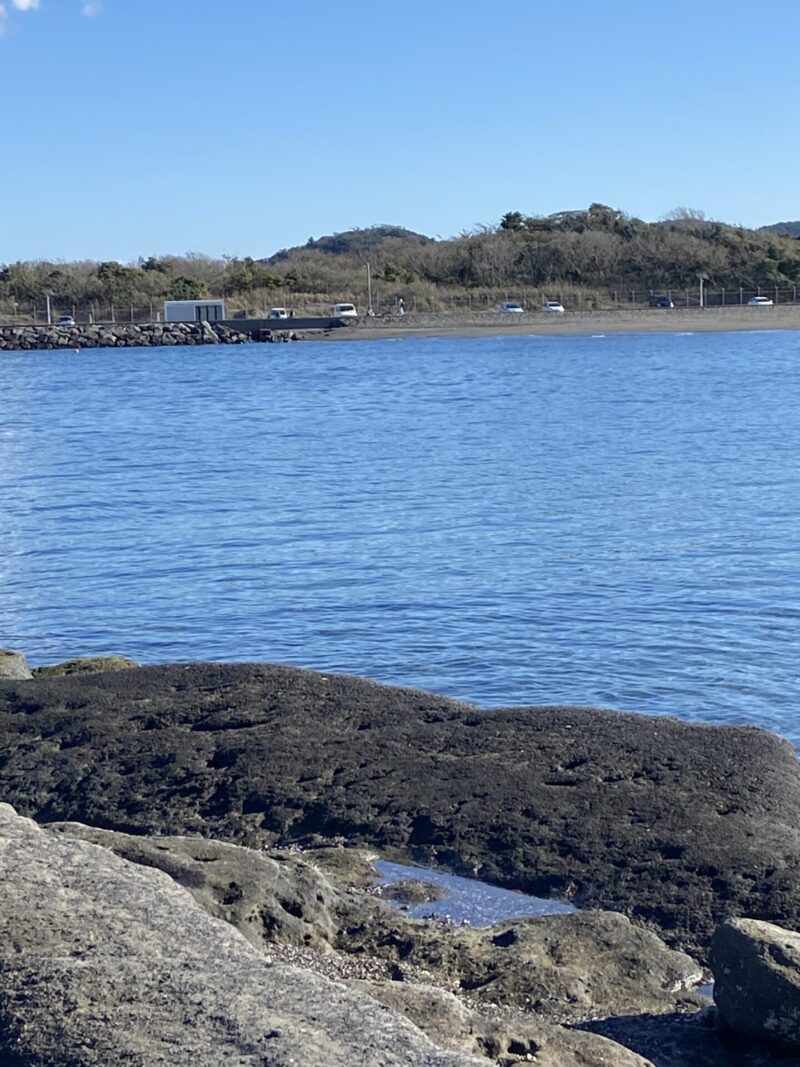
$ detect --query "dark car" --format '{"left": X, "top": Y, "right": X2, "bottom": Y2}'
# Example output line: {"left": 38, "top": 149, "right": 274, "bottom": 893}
{"left": 649, "top": 296, "right": 674, "bottom": 309}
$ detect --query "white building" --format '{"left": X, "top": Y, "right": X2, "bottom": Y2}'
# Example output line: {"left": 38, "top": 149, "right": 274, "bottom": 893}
{"left": 163, "top": 299, "right": 226, "bottom": 323}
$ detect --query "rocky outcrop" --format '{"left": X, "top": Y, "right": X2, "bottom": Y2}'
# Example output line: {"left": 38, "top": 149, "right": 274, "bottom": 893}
{"left": 48, "top": 824, "right": 703, "bottom": 1024}
{"left": 18, "top": 810, "right": 800, "bottom": 1067}
{"left": 0, "top": 321, "right": 253, "bottom": 350}
{"left": 32, "top": 654, "right": 139, "bottom": 676}
{"left": 49, "top": 823, "right": 342, "bottom": 955}
{"left": 580, "top": 1008, "right": 800, "bottom": 1067}
{"left": 0, "top": 649, "right": 138, "bottom": 679}
{"left": 710, "top": 918, "right": 800, "bottom": 1049}
{"left": 0, "top": 803, "right": 483, "bottom": 1067}
{"left": 1, "top": 663, "right": 799, "bottom": 956}
{"left": 351, "top": 981, "right": 653, "bottom": 1066}
{"left": 0, "top": 648, "right": 32, "bottom": 679}
{"left": 340, "top": 904, "right": 703, "bottom": 1022}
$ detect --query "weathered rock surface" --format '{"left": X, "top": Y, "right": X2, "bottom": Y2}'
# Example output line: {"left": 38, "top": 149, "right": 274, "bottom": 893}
{"left": 0, "top": 647, "right": 32, "bottom": 679}
{"left": 710, "top": 918, "right": 800, "bottom": 1049}
{"left": 341, "top": 903, "right": 703, "bottom": 1022}
{"left": 1, "top": 662, "right": 800, "bottom": 956}
{"left": 28, "top": 818, "right": 798, "bottom": 1066}
{"left": 32, "top": 654, "right": 139, "bottom": 676}
{"left": 0, "top": 803, "right": 482, "bottom": 1066}
{"left": 351, "top": 981, "right": 654, "bottom": 1066}
{"left": 48, "top": 824, "right": 703, "bottom": 1023}
{"left": 581, "top": 1008, "right": 800, "bottom": 1066}
{"left": 49, "top": 822, "right": 341, "bottom": 954}
{"left": 377, "top": 878, "right": 448, "bottom": 904}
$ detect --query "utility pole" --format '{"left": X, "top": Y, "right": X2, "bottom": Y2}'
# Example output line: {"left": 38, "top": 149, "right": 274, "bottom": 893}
{"left": 697, "top": 272, "right": 708, "bottom": 309}
{"left": 45, "top": 291, "right": 52, "bottom": 325}
{"left": 366, "top": 261, "right": 373, "bottom": 316}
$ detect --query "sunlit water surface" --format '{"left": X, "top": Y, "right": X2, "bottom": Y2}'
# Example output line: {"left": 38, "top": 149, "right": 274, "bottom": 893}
{"left": 375, "top": 859, "right": 576, "bottom": 924}
{"left": 1, "top": 331, "right": 799, "bottom": 741}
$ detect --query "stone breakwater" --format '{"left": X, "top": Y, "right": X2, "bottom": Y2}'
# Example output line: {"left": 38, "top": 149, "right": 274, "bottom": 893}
{"left": 0, "top": 321, "right": 253, "bottom": 350}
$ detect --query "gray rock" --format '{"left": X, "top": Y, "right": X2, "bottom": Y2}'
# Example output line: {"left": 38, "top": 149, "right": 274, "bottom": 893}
{"left": 0, "top": 648, "right": 32, "bottom": 679}
{"left": 377, "top": 878, "right": 448, "bottom": 904}
{"left": 49, "top": 822, "right": 341, "bottom": 953}
{"left": 0, "top": 804, "right": 481, "bottom": 1066}
{"left": 580, "top": 1008, "right": 800, "bottom": 1066}
{"left": 710, "top": 918, "right": 800, "bottom": 1049}
{"left": 341, "top": 900, "right": 704, "bottom": 1023}
{"left": 352, "top": 981, "right": 653, "bottom": 1066}
{"left": 49, "top": 824, "right": 703, "bottom": 1024}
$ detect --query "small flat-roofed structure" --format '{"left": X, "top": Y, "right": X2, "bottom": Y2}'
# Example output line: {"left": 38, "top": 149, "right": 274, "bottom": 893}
{"left": 164, "top": 300, "right": 226, "bottom": 323}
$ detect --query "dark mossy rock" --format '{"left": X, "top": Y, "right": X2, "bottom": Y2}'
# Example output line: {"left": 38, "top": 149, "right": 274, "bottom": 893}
{"left": 1, "top": 662, "right": 800, "bottom": 958}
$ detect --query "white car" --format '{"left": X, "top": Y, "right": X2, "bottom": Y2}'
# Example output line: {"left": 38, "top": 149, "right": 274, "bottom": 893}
{"left": 747, "top": 296, "right": 774, "bottom": 307}
{"left": 332, "top": 303, "right": 358, "bottom": 320}
{"left": 543, "top": 300, "right": 565, "bottom": 314}
{"left": 268, "top": 307, "right": 288, "bottom": 319}
{"left": 56, "top": 315, "right": 76, "bottom": 326}
{"left": 500, "top": 301, "right": 524, "bottom": 314}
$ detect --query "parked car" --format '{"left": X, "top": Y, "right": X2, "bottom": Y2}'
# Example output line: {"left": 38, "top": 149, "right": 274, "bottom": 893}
{"left": 332, "top": 303, "right": 358, "bottom": 320}
{"left": 747, "top": 296, "right": 774, "bottom": 307}
{"left": 543, "top": 300, "right": 565, "bottom": 314}
{"left": 649, "top": 296, "right": 674, "bottom": 309}
{"left": 56, "top": 315, "right": 76, "bottom": 326}
{"left": 267, "top": 307, "right": 288, "bottom": 319}
{"left": 500, "top": 301, "right": 524, "bottom": 314}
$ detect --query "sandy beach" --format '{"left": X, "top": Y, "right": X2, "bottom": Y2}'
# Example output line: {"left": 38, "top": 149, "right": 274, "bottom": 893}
{"left": 329, "top": 304, "right": 800, "bottom": 342}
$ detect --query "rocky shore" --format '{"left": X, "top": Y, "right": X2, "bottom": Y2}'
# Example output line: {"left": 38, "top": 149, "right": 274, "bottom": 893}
{"left": 1, "top": 652, "right": 800, "bottom": 1065}
{"left": 3, "top": 304, "right": 800, "bottom": 353}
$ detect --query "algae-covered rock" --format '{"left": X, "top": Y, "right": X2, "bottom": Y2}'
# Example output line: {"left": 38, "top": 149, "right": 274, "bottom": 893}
{"left": 2, "top": 662, "right": 800, "bottom": 958}
{"left": 33, "top": 655, "right": 138, "bottom": 676}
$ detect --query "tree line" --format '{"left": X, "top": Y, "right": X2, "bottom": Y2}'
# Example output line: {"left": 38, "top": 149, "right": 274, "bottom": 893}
{"left": 2, "top": 205, "right": 799, "bottom": 315}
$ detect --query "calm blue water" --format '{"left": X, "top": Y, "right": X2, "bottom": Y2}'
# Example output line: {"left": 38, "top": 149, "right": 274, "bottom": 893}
{"left": 1, "top": 331, "right": 799, "bottom": 741}
{"left": 376, "top": 859, "right": 576, "bottom": 924}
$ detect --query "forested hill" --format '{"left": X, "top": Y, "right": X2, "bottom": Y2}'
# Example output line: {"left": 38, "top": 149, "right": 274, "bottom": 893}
{"left": 761, "top": 220, "right": 800, "bottom": 237}
{"left": 2, "top": 207, "right": 800, "bottom": 315}
{"left": 268, "top": 225, "right": 431, "bottom": 261}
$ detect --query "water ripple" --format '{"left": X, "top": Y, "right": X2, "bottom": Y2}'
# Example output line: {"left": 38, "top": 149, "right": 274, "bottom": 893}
{"left": 1, "top": 331, "right": 799, "bottom": 742}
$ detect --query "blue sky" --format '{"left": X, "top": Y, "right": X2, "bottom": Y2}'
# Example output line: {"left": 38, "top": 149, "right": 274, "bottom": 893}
{"left": 2, "top": 0, "right": 798, "bottom": 262}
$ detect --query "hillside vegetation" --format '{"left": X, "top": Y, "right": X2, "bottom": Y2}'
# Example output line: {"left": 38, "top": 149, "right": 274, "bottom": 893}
{"left": 2, "top": 206, "right": 800, "bottom": 320}
{"left": 761, "top": 220, "right": 800, "bottom": 238}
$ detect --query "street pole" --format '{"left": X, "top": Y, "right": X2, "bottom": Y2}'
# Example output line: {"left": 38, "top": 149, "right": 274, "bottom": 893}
{"left": 697, "top": 272, "right": 708, "bottom": 309}
{"left": 45, "top": 291, "right": 52, "bottom": 325}
{"left": 367, "top": 262, "right": 373, "bottom": 315}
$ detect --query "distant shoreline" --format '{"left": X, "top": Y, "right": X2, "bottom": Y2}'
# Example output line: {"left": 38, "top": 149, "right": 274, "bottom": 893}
{"left": 325, "top": 305, "right": 800, "bottom": 342}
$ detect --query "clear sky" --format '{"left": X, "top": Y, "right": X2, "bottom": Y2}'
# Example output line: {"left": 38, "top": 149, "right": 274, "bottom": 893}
{"left": 2, "top": 0, "right": 798, "bottom": 263}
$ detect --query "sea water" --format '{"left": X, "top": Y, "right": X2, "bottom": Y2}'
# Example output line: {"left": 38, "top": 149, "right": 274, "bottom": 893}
{"left": 1, "top": 330, "right": 799, "bottom": 742}
{"left": 375, "top": 859, "right": 576, "bottom": 924}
